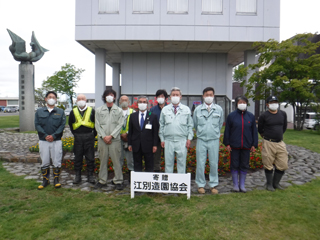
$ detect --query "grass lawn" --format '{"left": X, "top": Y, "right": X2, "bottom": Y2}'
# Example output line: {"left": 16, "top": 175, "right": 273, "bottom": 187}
{"left": 0, "top": 163, "right": 320, "bottom": 239}
{"left": 284, "top": 129, "right": 320, "bottom": 153}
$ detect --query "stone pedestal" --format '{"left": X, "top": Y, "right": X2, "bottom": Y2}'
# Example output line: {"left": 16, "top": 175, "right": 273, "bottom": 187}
{"left": 19, "top": 63, "right": 35, "bottom": 132}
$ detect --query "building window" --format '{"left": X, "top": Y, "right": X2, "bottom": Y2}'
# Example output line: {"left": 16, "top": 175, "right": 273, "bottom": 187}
{"left": 167, "top": 0, "right": 188, "bottom": 14}
{"left": 133, "top": 0, "right": 153, "bottom": 13}
{"left": 202, "top": 0, "right": 222, "bottom": 14}
{"left": 236, "top": 0, "right": 257, "bottom": 15}
{"left": 99, "top": 0, "right": 119, "bottom": 14}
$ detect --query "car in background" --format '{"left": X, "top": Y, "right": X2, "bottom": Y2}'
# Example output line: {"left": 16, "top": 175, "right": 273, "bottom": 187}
{"left": 303, "top": 112, "right": 319, "bottom": 129}
{"left": 313, "top": 120, "right": 319, "bottom": 131}
{"left": 64, "top": 108, "right": 72, "bottom": 116}
{"left": 0, "top": 106, "right": 6, "bottom": 111}
{"left": 3, "top": 106, "right": 17, "bottom": 113}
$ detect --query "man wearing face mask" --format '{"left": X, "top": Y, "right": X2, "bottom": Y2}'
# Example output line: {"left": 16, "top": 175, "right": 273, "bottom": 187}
{"left": 258, "top": 96, "right": 288, "bottom": 191}
{"left": 193, "top": 87, "right": 224, "bottom": 194}
{"left": 150, "top": 89, "right": 168, "bottom": 172}
{"left": 68, "top": 94, "right": 97, "bottom": 184}
{"left": 223, "top": 96, "right": 258, "bottom": 193}
{"left": 119, "top": 95, "right": 135, "bottom": 177}
{"left": 159, "top": 87, "right": 193, "bottom": 174}
{"left": 94, "top": 89, "right": 125, "bottom": 190}
{"left": 128, "top": 96, "right": 159, "bottom": 172}
{"left": 35, "top": 91, "right": 66, "bottom": 190}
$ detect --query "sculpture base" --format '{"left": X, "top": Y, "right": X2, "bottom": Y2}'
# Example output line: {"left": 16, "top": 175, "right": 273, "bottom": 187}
{"left": 19, "top": 63, "right": 35, "bottom": 132}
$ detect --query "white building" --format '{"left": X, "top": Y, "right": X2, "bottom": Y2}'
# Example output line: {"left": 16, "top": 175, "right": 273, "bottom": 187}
{"left": 75, "top": 0, "right": 280, "bottom": 116}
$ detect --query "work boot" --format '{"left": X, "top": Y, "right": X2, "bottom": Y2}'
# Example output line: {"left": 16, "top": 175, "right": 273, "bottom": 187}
{"left": 273, "top": 169, "right": 285, "bottom": 190}
{"left": 38, "top": 167, "right": 50, "bottom": 190}
{"left": 94, "top": 182, "right": 106, "bottom": 189}
{"left": 231, "top": 170, "right": 240, "bottom": 192}
{"left": 87, "top": 171, "right": 95, "bottom": 184}
{"left": 73, "top": 170, "right": 82, "bottom": 184}
{"left": 53, "top": 167, "right": 62, "bottom": 189}
{"left": 239, "top": 171, "right": 247, "bottom": 193}
{"left": 198, "top": 188, "right": 205, "bottom": 194}
{"left": 265, "top": 169, "right": 275, "bottom": 191}
{"left": 116, "top": 183, "right": 124, "bottom": 190}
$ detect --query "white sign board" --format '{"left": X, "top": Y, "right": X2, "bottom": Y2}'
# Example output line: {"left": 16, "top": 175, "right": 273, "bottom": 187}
{"left": 131, "top": 171, "right": 191, "bottom": 199}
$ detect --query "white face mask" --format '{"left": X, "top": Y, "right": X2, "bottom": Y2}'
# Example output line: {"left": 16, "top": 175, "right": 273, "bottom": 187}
{"left": 204, "top": 97, "right": 214, "bottom": 104}
{"left": 138, "top": 103, "right": 147, "bottom": 111}
{"left": 77, "top": 100, "right": 86, "bottom": 108}
{"left": 120, "top": 102, "right": 128, "bottom": 108}
{"left": 268, "top": 103, "right": 279, "bottom": 111}
{"left": 238, "top": 103, "right": 247, "bottom": 111}
{"left": 47, "top": 98, "right": 56, "bottom": 106}
{"left": 171, "top": 96, "right": 180, "bottom": 105}
{"left": 157, "top": 97, "right": 165, "bottom": 105}
{"left": 106, "top": 96, "right": 114, "bottom": 103}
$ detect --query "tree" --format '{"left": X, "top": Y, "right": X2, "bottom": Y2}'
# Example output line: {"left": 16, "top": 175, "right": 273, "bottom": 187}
{"left": 34, "top": 86, "right": 48, "bottom": 107}
{"left": 43, "top": 64, "right": 85, "bottom": 106}
{"left": 233, "top": 63, "right": 246, "bottom": 82}
{"left": 241, "top": 33, "right": 320, "bottom": 130}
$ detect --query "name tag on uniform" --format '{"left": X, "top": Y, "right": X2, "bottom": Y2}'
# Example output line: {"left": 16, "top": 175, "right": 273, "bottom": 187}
{"left": 145, "top": 124, "right": 152, "bottom": 130}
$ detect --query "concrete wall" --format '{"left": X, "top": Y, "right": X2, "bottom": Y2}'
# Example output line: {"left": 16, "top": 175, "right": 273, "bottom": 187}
{"left": 121, "top": 52, "right": 230, "bottom": 97}
{"left": 75, "top": 0, "right": 280, "bottom": 42}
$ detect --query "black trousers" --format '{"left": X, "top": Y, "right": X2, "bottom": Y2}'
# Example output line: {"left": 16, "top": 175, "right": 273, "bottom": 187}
{"left": 133, "top": 145, "right": 154, "bottom": 172}
{"left": 230, "top": 149, "right": 250, "bottom": 172}
{"left": 73, "top": 132, "right": 95, "bottom": 172}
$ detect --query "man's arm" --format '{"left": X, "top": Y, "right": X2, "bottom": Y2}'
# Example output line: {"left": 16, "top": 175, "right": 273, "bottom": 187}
{"left": 34, "top": 110, "right": 48, "bottom": 138}
{"left": 283, "top": 111, "right": 288, "bottom": 134}
{"left": 192, "top": 108, "right": 198, "bottom": 131}
{"left": 91, "top": 109, "right": 97, "bottom": 136}
{"left": 51, "top": 111, "right": 66, "bottom": 140}
{"left": 68, "top": 110, "right": 74, "bottom": 135}
{"left": 257, "top": 114, "right": 264, "bottom": 137}
{"left": 95, "top": 109, "right": 106, "bottom": 139}
{"left": 252, "top": 114, "right": 258, "bottom": 148}
{"left": 223, "top": 114, "right": 231, "bottom": 146}
{"left": 128, "top": 115, "right": 133, "bottom": 147}
{"left": 187, "top": 111, "right": 194, "bottom": 141}
{"left": 219, "top": 108, "right": 224, "bottom": 131}
{"left": 159, "top": 110, "right": 165, "bottom": 143}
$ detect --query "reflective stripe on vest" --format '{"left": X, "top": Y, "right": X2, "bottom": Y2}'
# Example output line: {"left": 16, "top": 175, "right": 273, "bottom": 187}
{"left": 72, "top": 106, "right": 94, "bottom": 130}
{"left": 120, "top": 108, "right": 134, "bottom": 134}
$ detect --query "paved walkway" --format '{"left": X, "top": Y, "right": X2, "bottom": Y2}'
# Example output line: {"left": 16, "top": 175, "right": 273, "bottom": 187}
{"left": 1, "top": 128, "right": 320, "bottom": 196}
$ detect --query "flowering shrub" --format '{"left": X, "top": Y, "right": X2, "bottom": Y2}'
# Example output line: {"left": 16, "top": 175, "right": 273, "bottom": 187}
{"left": 31, "top": 135, "right": 263, "bottom": 176}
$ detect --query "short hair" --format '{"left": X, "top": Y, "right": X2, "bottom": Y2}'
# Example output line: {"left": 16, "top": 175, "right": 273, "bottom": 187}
{"left": 170, "top": 87, "right": 182, "bottom": 95}
{"left": 235, "top": 95, "right": 248, "bottom": 106}
{"left": 45, "top": 91, "right": 57, "bottom": 98}
{"left": 203, "top": 87, "right": 215, "bottom": 95}
{"left": 102, "top": 89, "right": 116, "bottom": 103}
{"left": 137, "top": 95, "right": 148, "bottom": 102}
{"left": 155, "top": 89, "right": 168, "bottom": 99}
{"left": 119, "top": 95, "right": 130, "bottom": 103}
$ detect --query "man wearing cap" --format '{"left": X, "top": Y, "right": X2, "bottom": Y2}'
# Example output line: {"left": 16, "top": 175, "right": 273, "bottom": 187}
{"left": 159, "top": 87, "right": 193, "bottom": 174}
{"left": 258, "top": 96, "right": 288, "bottom": 191}
{"left": 68, "top": 94, "right": 97, "bottom": 184}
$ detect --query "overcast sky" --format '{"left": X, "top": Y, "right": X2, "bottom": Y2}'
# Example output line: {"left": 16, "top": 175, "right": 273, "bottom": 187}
{"left": 0, "top": 0, "right": 319, "bottom": 98}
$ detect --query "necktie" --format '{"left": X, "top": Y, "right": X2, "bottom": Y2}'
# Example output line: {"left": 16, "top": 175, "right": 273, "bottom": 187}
{"left": 174, "top": 106, "right": 177, "bottom": 115}
{"left": 207, "top": 106, "right": 211, "bottom": 112}
{"left": 140, "top": 113, "right": 144, "bottom": 130}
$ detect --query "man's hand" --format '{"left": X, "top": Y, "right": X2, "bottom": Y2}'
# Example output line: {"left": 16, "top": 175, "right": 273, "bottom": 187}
{"left": 250, "top": 146, "right": 256, "bottom": 152}
{"left": 45, "top": 135, "right": 54, "bottom": 142}
{"left": 161, "top": 142, "right": 165, "bottom": 148}
{"left": 121, "top": 133, "right": 128, "bottom": 142}
{"left": 226, "top": 145, "right": 232, "bottom": 153}
{"left": 128, "top": 146, "right": 132, "bottom": 152}
{"left": 153, "top": 146, "right": 157, "bottom": 153}
{"left": 103, "top": 135, "right": 112, "bottom": 144}
{"left": 186, "top": 139, "right": 191, "bottom": 148}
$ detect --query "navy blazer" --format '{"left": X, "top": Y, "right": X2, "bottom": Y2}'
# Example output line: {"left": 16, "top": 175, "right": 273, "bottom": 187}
{"left": 128, "top": 110, "right": 159, "bottom": 153}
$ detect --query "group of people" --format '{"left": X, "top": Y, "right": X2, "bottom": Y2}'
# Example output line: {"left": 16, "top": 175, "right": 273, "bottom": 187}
{"left": 35, "top": 88, "right": 288, "bottom": 194}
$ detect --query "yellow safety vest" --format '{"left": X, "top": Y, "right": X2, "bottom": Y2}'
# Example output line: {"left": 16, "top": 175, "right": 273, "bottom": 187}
{"left": 72, "top": 106, "right": 95, "bottom": 130}
{"left": 120, "top": 108, "right": 134, "bottom": 134}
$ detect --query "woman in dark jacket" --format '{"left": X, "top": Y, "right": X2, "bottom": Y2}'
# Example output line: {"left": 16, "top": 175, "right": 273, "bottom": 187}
{"left": 223, "top": 96, "right": 258, "bottom": 193}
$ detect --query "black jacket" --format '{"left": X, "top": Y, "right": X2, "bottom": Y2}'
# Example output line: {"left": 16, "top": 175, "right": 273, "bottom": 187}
{"left": 128, "top": 110, "right": 159, "bottom": 153}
